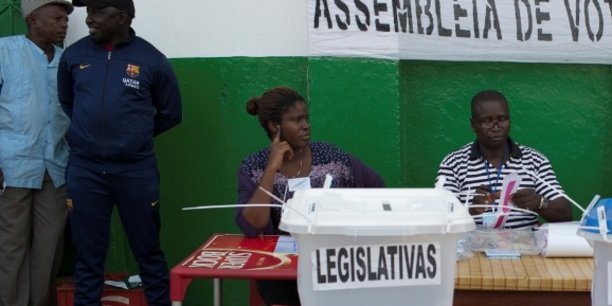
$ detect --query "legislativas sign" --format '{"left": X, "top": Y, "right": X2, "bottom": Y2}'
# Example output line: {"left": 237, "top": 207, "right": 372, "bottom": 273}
{"left": 311, "top": 242, "right": 441, "bottom": 290}
{"left": 309, "top": 0, "right": 612, "bottom": 63}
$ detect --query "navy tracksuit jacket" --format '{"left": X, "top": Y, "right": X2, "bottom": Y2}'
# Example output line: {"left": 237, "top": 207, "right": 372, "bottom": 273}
{"left": 58, "top": 29, "right": 182, "bottom": 306}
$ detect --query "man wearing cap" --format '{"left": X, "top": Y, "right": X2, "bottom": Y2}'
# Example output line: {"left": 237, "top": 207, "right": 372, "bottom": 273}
{"left": 0, "top": 1, "right": 73, "bottom": 306}
{"left": 57, "top": 0, "right": 182, "bottom": 305}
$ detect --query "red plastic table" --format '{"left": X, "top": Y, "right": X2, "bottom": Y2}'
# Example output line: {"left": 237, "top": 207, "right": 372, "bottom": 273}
{"left": 170, "top": 234, "right": 297, "bottom": 306}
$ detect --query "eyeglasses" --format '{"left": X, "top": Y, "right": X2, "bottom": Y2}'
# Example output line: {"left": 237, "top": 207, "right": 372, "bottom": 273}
{"left": 477, "top": 117, "right": 510, "bottom": 129}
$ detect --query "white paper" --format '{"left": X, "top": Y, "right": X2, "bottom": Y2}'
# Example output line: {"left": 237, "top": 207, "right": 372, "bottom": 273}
{"left": 103, "top": 274, "right": 142, "bottom": 289}
{"left": 493, "top": 172, "right": 522, "bottom": 228}
{"left": 541, "top": 222, "right": 593, "bottom": 257}
{"left": 288, "top": 177, "right": 311, "bottom": 192}
{"left": 498, "top": 172, "right": 521, "bottom": 211}
{"left": 274, "top": 236, "right": 298, "bottom": 254}
{"left": 103, "top": 280, "right": 129, "bottom": 290}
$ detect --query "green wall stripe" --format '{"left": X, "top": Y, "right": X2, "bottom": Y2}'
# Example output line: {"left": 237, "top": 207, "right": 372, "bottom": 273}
{"left": 308, "top": 57, "right": 401, "bottom": 186}
{"left": 0, "top": 0, "right": 26, "bottom": 37}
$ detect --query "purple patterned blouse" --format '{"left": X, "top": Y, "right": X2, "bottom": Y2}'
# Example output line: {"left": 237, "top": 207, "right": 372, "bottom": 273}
{"left": 235, "top": 141, "right": 384, "bottom": 236}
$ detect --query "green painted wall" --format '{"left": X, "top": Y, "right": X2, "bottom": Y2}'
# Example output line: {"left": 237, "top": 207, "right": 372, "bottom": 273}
{"left": 308, "top": 57, "right": 401, "bottom": 186}
{"left": 400, "top": 61, "right": 612, "bottom": 219}
{"left": 0, "top": 0, "right": 26, "bottom": 37}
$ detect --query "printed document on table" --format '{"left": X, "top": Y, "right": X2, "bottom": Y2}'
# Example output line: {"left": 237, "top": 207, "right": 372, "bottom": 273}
{"left": 274, "top": 236, "right": 298, "bottom": 254}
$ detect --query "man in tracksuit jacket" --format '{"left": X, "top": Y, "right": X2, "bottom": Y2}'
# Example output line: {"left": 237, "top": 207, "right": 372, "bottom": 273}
{"left": 57, "top": 0, "right": 182, "bottom": 305}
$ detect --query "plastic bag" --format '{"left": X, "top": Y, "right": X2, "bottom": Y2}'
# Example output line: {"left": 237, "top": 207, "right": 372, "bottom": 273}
{"left": 467, "top": 228, "right": 544, "bottom": 255}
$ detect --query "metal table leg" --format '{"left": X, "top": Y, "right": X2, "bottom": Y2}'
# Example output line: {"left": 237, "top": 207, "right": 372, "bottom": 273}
{"left": 213, "top": 278, "right": 223, "bottom": 306}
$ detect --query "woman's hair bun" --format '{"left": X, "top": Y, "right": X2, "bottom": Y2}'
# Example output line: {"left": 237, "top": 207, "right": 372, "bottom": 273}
{"left": 246, "top": 97, "right": 259, "bottom": 116}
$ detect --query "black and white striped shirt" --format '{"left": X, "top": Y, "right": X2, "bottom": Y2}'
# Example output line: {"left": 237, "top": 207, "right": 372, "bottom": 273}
{"left": 436, "top": 139, "right": 566, "bottom": 229}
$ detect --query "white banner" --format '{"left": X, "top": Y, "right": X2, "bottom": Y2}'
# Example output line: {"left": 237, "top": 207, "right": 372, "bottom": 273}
{"left": 308, "top": 0, "right": 612, "bottom": 64}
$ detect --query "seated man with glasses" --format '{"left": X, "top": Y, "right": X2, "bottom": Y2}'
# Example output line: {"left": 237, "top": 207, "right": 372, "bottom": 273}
{"left": 435, "top": 89, "right": 572, "bottom": 229}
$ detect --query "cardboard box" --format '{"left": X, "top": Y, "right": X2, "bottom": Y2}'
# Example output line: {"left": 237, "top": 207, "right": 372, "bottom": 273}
{"left": 57, "top": 277, "right": 147, "bottom": 306}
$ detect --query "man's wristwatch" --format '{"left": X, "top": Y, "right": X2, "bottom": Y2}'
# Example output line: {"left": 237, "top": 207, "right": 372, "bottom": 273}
{"left": 538, "top": 196, "right": 549, "bottom": 211}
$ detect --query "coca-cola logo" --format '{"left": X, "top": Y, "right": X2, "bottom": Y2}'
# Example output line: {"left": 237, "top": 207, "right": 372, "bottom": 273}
{"left": 187, "top": 248, "right": 293, "bottom": 270}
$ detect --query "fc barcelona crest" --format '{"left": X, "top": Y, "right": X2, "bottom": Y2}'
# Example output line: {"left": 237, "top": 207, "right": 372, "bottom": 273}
{"left": 126, "top": 64, "right": 140, "bottom": 78}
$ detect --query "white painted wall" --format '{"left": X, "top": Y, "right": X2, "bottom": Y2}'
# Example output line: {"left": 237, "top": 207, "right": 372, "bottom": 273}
{"left": 66, "top": 0, "right": 309, "bottom": 58}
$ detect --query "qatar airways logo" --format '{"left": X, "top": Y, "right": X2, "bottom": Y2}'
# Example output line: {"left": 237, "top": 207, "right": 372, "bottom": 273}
{"left": 123, "top": 64, "right": 140, "bottom": 89}
{"left": 122, "top": 78, "right": 140, "bottom": 89}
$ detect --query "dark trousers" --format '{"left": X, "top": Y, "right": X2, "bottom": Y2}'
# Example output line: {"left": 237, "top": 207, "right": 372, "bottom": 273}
{"left": 67, "top": 164, "right": 170, "bottom": 306}
{"left": 256, "top": 280, "right": 301, "bottom": 306}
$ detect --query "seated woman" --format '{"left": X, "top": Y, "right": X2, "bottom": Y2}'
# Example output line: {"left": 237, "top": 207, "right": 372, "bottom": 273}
{"left": 235, "top": 86, "right": 384, "bottom": 306}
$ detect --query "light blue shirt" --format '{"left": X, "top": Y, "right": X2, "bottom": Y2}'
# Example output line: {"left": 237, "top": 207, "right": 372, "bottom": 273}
{"left": 0, "top": 35, "right": 70, "bottom": 189}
